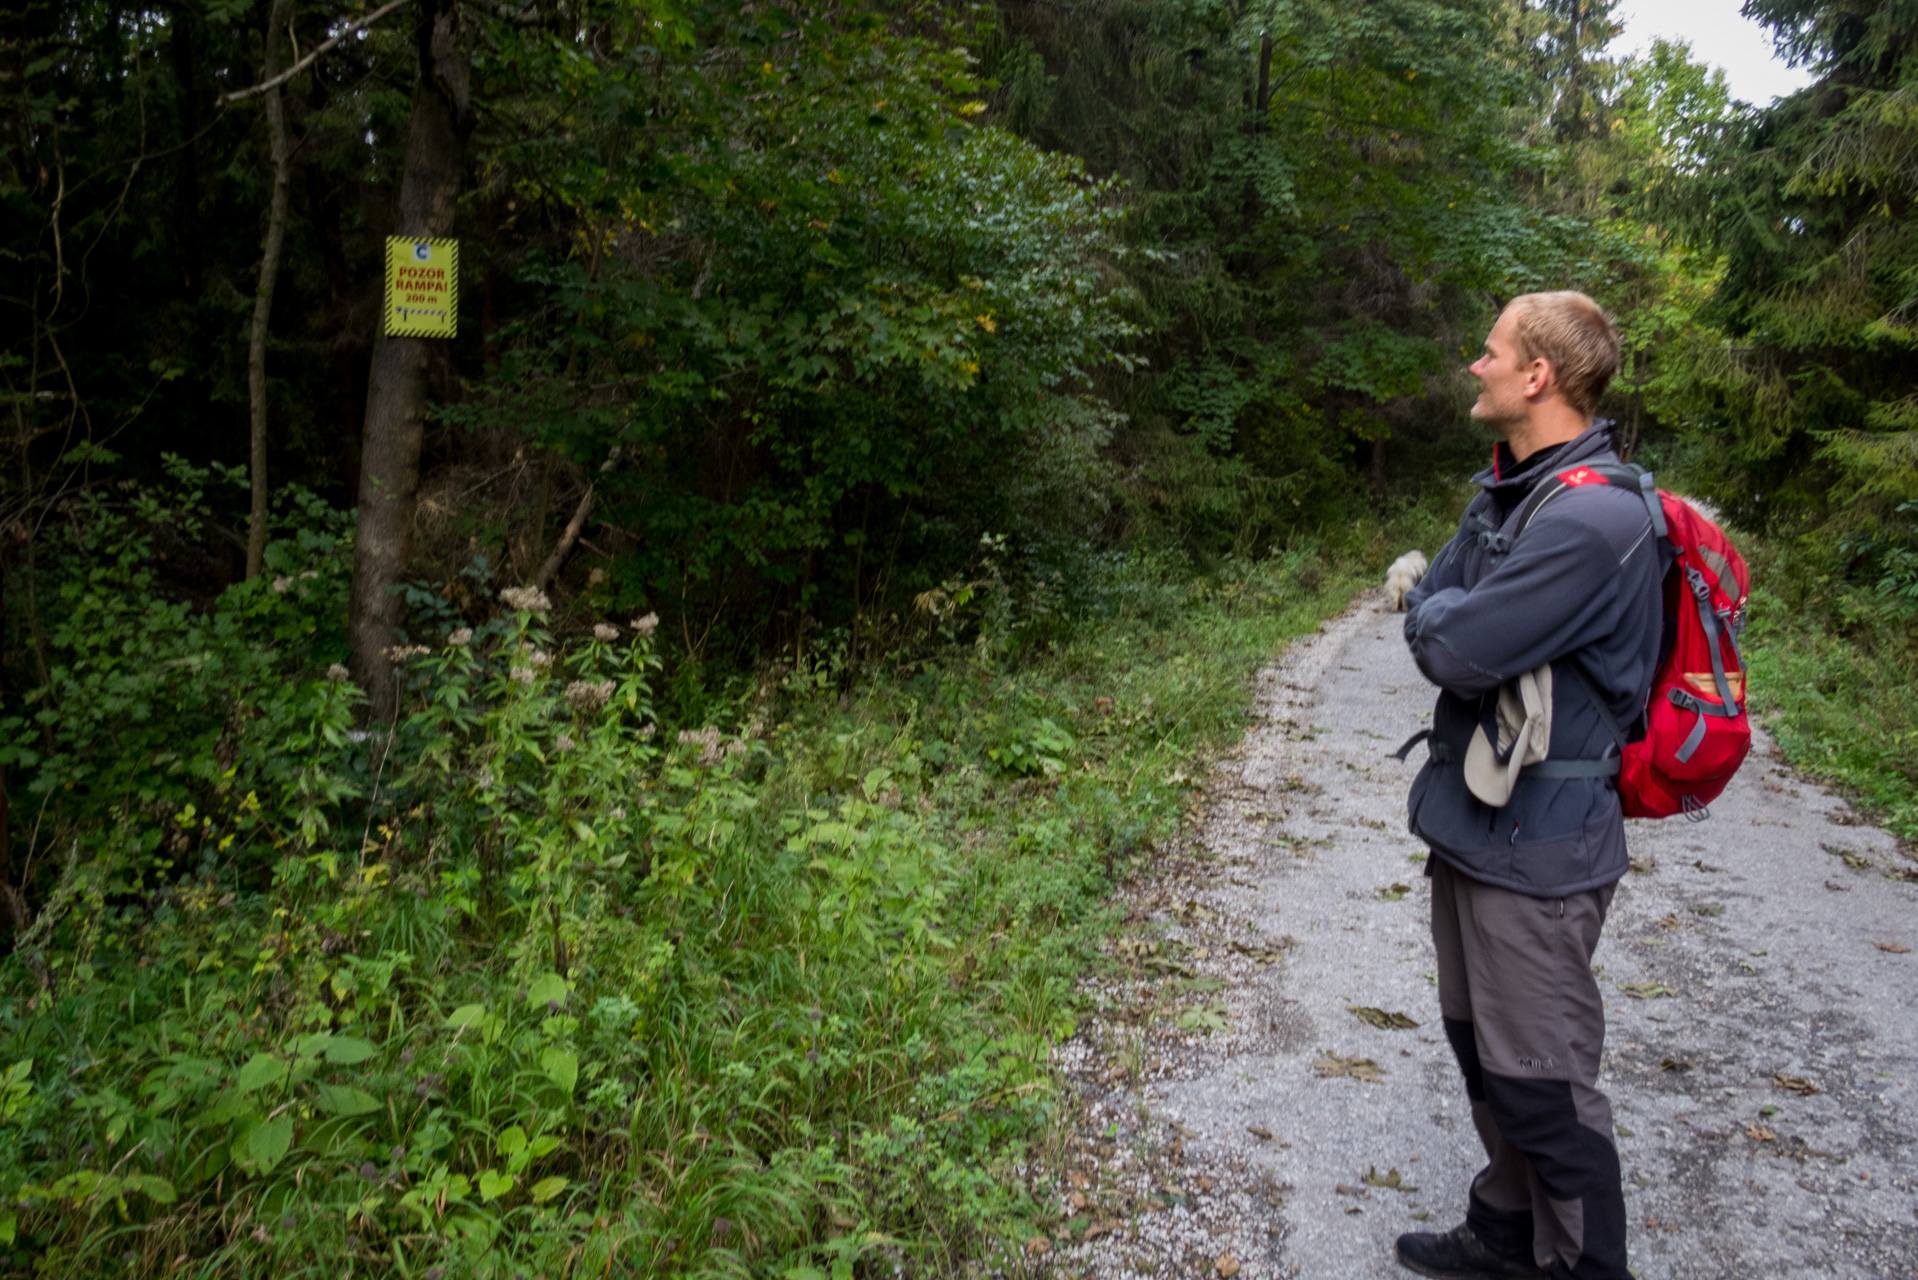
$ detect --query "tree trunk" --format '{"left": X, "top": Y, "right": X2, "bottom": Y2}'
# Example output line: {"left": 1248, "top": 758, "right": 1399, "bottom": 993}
{"left": 1255, "top": 32, "right": 1274, "bottom": 121}
{"left": 245, "top": 0, "right": 294, "bottom": 580}
{"left": 168, "top": 4, "right": 203, "bottom": 292}
{"left": 347, "top": 0, "right": 473, "bottom": 717}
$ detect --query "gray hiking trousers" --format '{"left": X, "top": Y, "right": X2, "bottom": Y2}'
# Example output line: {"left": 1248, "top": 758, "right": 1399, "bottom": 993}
{"left": 1430, "top": 857, "right": 1629, "bottom": 1280}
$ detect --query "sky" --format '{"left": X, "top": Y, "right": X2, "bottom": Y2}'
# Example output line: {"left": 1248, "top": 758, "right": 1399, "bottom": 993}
{"left": 1611, "top": 0, "right": 1815, "bottom": 104}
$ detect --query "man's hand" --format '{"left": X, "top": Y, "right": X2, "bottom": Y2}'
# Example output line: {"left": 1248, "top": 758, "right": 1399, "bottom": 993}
{"left": 1384, "top": 550, "right": 1428, "bottom": 612}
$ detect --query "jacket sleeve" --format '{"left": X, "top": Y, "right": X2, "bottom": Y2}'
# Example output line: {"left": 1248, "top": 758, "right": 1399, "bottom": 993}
{"left": 1403, "top": 523, "right": 1472, "bottom": 616}
{"left": 1403, "top": 499, "right": 1654, "bottom": 698}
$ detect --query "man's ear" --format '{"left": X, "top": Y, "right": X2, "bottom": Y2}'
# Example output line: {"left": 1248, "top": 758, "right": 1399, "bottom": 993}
{"left": 1523, "top": 357, "right": 1557, "bottom": 402}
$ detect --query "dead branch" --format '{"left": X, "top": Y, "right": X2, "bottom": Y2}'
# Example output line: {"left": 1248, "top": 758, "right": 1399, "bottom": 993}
{"left": 534, "top": 447, "right": 620, "bottom": 591}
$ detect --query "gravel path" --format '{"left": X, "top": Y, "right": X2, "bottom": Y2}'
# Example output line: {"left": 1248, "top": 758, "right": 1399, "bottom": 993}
{"left": 1049, "top": 591, "right": 1918, "bottom": 1280}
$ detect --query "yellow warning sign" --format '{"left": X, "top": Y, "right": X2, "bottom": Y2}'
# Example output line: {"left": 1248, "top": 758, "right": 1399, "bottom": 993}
{"left": 383, "top": 237, "right": 458, "bottom": 338}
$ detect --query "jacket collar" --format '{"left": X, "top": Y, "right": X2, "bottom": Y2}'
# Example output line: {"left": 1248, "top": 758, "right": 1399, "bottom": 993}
{"left": 1473, "top": 419, "right": 1617, "bottom": 496}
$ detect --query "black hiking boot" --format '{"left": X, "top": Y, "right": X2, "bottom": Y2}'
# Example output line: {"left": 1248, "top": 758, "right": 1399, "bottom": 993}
{"left": 1395, "top": 1222, "right": 1546, "bottom": 1280}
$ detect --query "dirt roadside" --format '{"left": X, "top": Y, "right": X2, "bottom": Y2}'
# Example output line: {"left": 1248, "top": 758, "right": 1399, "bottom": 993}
{"left": 1037, "top": 592, "right": 1918, "bottom": 1280}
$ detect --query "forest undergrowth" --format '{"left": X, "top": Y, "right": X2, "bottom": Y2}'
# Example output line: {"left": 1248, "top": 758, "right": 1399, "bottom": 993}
{"left": 0, "top": 473, "right": 1454, "bottom": 1278}
{"left": 1737, "top": 534, "right": 1918, "bottom": 845}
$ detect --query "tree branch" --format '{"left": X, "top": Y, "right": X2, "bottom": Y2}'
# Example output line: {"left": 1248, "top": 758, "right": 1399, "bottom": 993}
{"left": 534, "top": 448, "right": 620, "bottom": 592}
{"left": 218, "top": 0, "right": 411, "bottom": 105}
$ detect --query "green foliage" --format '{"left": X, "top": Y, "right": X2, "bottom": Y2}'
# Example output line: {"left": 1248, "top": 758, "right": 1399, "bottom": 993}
{"left": 988, "top": 0, "right": 1606, "bottom": 538}
{"left": 1738, "top": 527, "right": 1918, "bottom": 842}
{"left": 0, "top": 459, "right": 1435, "bottom": 1274}
{"left": 1647, "top": 0, "right": 1918, "bottom": 541}
{"left": 449, "top": 14, "right": 1135, "bottom": 642}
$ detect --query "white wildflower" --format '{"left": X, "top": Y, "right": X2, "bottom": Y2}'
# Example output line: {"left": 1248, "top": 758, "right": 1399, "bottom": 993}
{"left": 510, "top": 666, "right": 536, "bottom": 686}
{"left": 477, "top": 766, "right": 495, "bottom": 789}
{"left": 593, "top": 623, "right": 620, "bottom": 642}
{"left": 554, "top": 733, "right": 577, "bottom": 753}
{"left": 677, "top": 725, "right": 724, "bottom": 766}
{"left": 384, "top": 644, "right": 430, "bottom": 663}
{"left": 631, "top": 612, "right": 660, "bottom": 636}
{"left": 446, "top": 627, "right": 473, "bottom": 647}
{"left": 565, "top": 679, "right": 616, "bottom": 712}
{"left": 608, "top": 807, "right": 626, "bottom": 821}
{"left": 500, "top": 585, "right": 552, "bottom": 613}
{"left": 529, "top": 649, "right": 554, "bottom": 670}
{"left": 272, "top": 576, "right": 293, "bottom": 594}
{"left": 326, "top": 663, "right": 350, "bottom": 684}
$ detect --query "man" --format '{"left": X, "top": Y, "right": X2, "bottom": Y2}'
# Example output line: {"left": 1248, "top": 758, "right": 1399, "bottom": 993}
{"left": 1390, "top": 292, "right": 1662, "bottom": 1280}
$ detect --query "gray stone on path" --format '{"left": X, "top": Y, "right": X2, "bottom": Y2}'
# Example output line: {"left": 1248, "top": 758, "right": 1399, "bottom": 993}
{"left": 1057, "top": 593, "right": 1918, "bottom": 1280}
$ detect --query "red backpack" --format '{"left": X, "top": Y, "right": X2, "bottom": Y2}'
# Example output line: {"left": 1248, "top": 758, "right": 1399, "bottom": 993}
{"left": 1540, "top": 463, "right": 1752, "bottom": 820}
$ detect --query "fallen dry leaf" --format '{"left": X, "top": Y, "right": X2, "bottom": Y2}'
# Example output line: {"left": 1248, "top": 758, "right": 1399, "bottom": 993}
{"left": 1620, "top": 981, "right": 1677, "bottom": 999}
{"left": 1362, "top": 1165, "right": 1418, "bottom": 1193}
{"left": 1822, "top": 843, "right": 1872, "bottom": 869}
{"left": 1375, "top": 882, "right": 1412, "bottom": 902}
{"left": 1315, "top": 1053, "right": 1387, "bottom": 1084}
{"left": 1334, "top": 1183, "right": 1369, "bottom": 1197}
{"left": 1247, "top": 1124, "right": 1275, "bottom": 1140}
{"left": 1658, "top": 1057, "right": 1693, "bottom": 1073}
{"left": 1873, "top": 941, "right": 1910, "bottom": 953}
{"left": 1229, "top": 937, "right": 1296, "bottom": 967}
{"left": 1214, "top": 1256, "right": 1240, "bottom": 1278}
{"left": 1825, "top": 879, "right": 1851, "bottom": 891}
{"left": 1772, "top": 1072, "right": 1820, "bottom": 1096}
{"left": 1745, "top": 1125, "right": 1776, "bottom": 1141}
{"left": 1348, "top": 1005, "right": 1420, "bottom": 1030}
{"left": 1025, "top": 1236, "right": 1051, "bottom": 1257}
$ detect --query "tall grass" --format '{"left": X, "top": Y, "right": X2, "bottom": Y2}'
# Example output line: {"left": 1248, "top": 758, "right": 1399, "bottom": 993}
{"left": 1740, "top": 536, "right": 1918, "bottom": 842}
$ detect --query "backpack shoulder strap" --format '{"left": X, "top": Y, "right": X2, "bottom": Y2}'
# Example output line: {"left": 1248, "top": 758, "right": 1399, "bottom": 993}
{"left": 1550, "top": 462, "right": 1667, "bottom": 541}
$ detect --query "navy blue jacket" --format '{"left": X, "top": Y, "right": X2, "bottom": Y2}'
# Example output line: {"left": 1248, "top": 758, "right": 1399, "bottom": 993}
{"left": 1402, "top": 422, "right": 1664, "bottom": 896}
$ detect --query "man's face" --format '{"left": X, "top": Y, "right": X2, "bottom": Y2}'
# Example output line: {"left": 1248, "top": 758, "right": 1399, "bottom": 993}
{"left": 1468, "top": 308, "right": 1536, "bottom": 432}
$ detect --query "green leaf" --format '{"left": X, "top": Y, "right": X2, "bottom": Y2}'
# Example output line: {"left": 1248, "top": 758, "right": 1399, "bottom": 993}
{"left": 478, "top": 1169, "right": 514, "bottom": 1202}
{"left": 526, "top": 972, "right": 569, "bottom": 1008}
{"left": 496, "top": 1125, "right": 528, "bottom": 1157}
{"left": 539, "top": 1046, "right": 579, "bottom": 1097}
{"left": 247, "top": 1116, "right": 293, "bottom": 1170}
{"left": 236, "top": 1054, "right": 289, "bottom": 1094}
{"left": 528, "top": 1175, "right": 568, "bottom": 1204}
{"left": 447, "top": 1003, "right": 488, "bottom": 1029}
{"left": 0, "top": 1208, "right": 14, "bottom": 1244}
{"left": 323, "top": 1036, "right": 376, "bottom": 1065}
{"left": 121, "top": 1174, "right": 178, "bottom": 1204}
{"left": 315, "top": 1085, "right": 381, "bottom": 1116}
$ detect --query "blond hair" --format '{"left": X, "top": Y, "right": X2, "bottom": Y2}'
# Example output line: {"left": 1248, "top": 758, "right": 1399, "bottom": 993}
{"left": 1506, "top": 291, "right": 1619, "bottom": 417}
